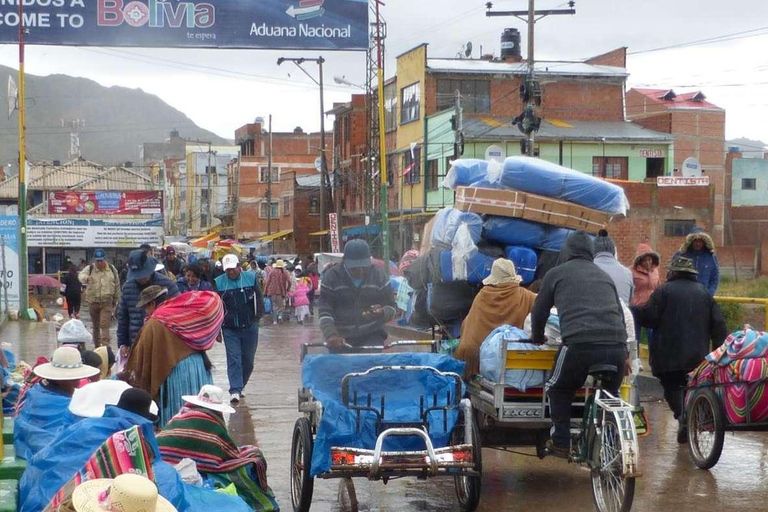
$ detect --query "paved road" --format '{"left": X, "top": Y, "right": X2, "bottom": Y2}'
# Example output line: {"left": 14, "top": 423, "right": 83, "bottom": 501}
{"left": 6, "top": 318, "right": 768, "bottom": 511}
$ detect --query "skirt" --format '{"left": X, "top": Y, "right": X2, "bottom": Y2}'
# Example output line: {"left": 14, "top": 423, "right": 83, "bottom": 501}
{"left": 158, "top": 353, "right": 213, "bottom": 427}
{"left": 295, "top": 305, "right": 310, "bottom": 322}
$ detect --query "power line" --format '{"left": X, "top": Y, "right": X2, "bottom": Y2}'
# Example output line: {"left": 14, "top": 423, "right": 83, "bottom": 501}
{"left": 628, "top": 26, "right": 768, "bottom": 55}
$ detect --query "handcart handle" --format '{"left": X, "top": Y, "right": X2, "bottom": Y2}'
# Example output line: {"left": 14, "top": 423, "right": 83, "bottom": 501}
{"left": 341, "top": 365, "right": 463, "bottom": 407}
{"left": 370, "top": 427, "right": 439, "bottom": 477}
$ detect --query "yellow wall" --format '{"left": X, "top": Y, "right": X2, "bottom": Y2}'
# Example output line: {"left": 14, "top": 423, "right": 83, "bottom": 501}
{"left": 395, "top": 44, "right": 428, "bottom": 211}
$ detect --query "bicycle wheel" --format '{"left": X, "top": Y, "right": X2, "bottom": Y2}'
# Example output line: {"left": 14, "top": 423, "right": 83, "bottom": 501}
{"left": 451, "top": 412, "right": 482, "bottom": 512}
{"left": 590, "top": 412, "right": 635, "bottom": 512}
{"left": 291, "top": 417, "right": 315, "bottom": 512}
{"left": 686, "top": 388, "right": 725, "bottom": 470}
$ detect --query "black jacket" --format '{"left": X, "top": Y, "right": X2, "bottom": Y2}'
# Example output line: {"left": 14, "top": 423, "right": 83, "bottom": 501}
{"left": 633, "top": 273, "right": 728, "bottom": 376}
{"left": 531, "top": 232, "right": 627, "bottom": 346}
{"left": 319, "top": 264, "right": 396, "bottom": 346}
{"left": 117, "top": 272, "right": 180, "bottom": 348}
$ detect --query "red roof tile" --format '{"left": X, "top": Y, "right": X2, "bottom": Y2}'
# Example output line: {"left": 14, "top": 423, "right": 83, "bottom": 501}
{"left": 630, "top": 88, "right": 722, "bottom": 110}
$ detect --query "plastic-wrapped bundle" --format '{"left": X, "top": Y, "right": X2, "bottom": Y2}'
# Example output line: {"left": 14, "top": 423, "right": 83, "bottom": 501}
{"left": 479, "top": 325, "right": 552, "bottom": 390}
{"left": 427, "top": 281, "right": 477, "bottom": 322}
{"left": 439, "top": 250, "right": 496, "bottom": 285}
{"left": 483, "top": 217, "right": 573, "bottom": 251}
{"left": 493, "top": 156, "right": 629, "bottom": 215}
{"left": 443, "top": 159, "right": 502, "bottom": 189}
{"left": 503, "top": 246, "right": 538, "bottom": 285}
{"left": 430, "top": 207, "right": 483, "bottom": 247}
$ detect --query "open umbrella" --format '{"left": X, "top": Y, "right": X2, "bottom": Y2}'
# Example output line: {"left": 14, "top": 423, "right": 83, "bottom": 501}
{"left": 28, "top": 274, "right": 62, "bottom": 287}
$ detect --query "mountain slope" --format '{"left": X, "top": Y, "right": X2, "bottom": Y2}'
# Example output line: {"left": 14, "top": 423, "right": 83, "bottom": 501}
{"left": 0, "top": 65, "right": 228, "bottom": 172}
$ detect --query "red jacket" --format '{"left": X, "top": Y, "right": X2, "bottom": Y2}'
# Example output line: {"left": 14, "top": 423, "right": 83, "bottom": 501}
{"left": 264, "top": 268, "right": 290, "bottom": 297}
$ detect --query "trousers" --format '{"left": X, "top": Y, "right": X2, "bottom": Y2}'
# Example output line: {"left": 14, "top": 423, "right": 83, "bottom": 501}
{"left": 546, "top": 343, "right": 627, "bottom": 449}
{"left": 88, "top": 302, "right": 113, "bottom": 348}
{"left": 223, "top": 323, "right": 259, "bottom": 394}
{"left": 657, "top": 371, "right": 689, "bottom": 420}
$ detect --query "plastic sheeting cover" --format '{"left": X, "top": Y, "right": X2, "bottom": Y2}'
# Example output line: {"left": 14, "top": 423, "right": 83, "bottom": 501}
{"left": 479, "top": 325, "right": 553, "bottom": 391}
{"left": 439, "top": 250, "right": 496, "bottom": 285}
{"left": 430, "top": 207, "right": 483, "bottom": 248}
{"left": 483, "top": 217, "right": 574, "bottom": 251}
{"left": 443, "top": 159, "right": 502, "bottom": 189}
{"left": 302, "top": 353, "right": 465, "bottom": 476}
{"left": 13, "top": 384, "right": 79, "bottom": 460}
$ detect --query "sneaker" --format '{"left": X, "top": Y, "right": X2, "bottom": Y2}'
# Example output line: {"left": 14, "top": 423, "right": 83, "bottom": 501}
{"left": 677, "top": 421, "right": 688, "bottom": 444}
{"left": 544, "top": 439, "right": 570, "bottom": 460}
{"left": 230, "top": 393, "right": 241, "bottom": 405}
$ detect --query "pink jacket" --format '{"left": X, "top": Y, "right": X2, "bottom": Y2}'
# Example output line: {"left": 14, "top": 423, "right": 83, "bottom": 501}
{"left": 630, "top": 243, "right": 661, "bottom": 307}
{"left": 291, "top": 283, "right": 311, "bottom": 307}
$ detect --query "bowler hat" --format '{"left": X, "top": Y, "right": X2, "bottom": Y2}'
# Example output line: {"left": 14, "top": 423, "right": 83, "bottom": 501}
{"left": 116, "top": 388, "right": 159, "bottom": 423}
{"left": 127, "top": 250, "right": 157, "bottom": 281}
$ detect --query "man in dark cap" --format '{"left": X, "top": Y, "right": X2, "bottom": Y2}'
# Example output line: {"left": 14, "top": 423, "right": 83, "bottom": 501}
{"left": 318, "top": 240, "right": 396, "bottom": 352}
{"left": 633, "top": 255, "right": 727, "bottom": 443}
{"left": 117, "top": 250, "right": 179, "bottom": 360}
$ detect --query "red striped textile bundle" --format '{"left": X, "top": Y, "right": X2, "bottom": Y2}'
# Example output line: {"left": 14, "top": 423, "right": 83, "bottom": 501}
{"left": 151, "top": 291, "right": 224, "bottom": 351}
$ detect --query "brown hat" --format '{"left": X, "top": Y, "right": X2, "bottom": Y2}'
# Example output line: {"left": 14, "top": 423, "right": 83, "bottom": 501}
{"left": 136, "top": 285, "right": 168, "bottom": 309}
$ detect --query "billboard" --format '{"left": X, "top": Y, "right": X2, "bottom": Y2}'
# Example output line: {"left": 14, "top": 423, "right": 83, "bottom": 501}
{"left": 0, "top": 216, "right": 20, "bottom": 310}
{"left": 47, "top": 191, "right": 163, "bottom": 216}
{"left": 28, "top": 218, "right": 164, "bottom": 248}
{"left": 0, "top": 0, "right": 368, "bottom": 50}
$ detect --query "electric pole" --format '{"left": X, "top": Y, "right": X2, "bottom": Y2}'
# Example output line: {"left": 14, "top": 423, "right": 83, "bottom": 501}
{"left": 334, "top": 145, "right": 343, "bottom": 248}
{"left": 486, "top": 1, "right": 575, "bottom": 156}
{"left": 17, "top": 0, "right": 28, "bottom": 312}
{"left": 267, "top": 114, "right": 273, "bottom": 236}
{"left": 207, "top": 142, "right": 213, "bottom": 232}
{"left": 374, "top": 0, "right": 390, "bottom": 261}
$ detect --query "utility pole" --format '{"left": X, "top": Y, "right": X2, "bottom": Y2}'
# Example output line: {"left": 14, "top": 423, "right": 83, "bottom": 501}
{"left": 334, "top": 145, "right": 343, "bottom": 247}
{"left": 267, "top": 114, "right": 273, "bottom": 236}
{"left": 486, "top": 1, "right": 575, "bottom": 156}
{"left": 374, "top": 0, "right": 390, "bottom": 260}
{"left": 207, "top": 142, "right": 213, "bottom": 232}
{"left": 17, "top": 0, "right": 28, "bottom": 312}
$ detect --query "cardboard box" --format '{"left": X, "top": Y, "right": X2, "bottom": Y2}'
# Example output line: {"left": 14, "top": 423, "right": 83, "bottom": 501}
{"left": 455, "top": 186, "right": 610, "bottom": 234}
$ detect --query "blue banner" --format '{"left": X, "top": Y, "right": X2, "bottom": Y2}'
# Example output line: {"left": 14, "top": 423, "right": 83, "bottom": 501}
{"left": 0, "top": 216, "right": 20, "bottom": 310}
{"left": 0, "top": 0, "right": 368, "bottom": 50}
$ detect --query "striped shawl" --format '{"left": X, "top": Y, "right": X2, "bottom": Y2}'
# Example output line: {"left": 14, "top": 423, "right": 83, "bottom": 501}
{"left": 151, "top": 291, "right": 224, "bottom": 351}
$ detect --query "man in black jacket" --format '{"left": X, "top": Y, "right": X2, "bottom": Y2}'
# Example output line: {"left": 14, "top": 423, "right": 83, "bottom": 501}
{"left": 633, "top": 255, "right": 727, "bottom": 443}
{"left": 531, "top": 231, "right": 628, "bottom": 458}
{"left": 319, "top": 240, "right": 396, "bottom": 351}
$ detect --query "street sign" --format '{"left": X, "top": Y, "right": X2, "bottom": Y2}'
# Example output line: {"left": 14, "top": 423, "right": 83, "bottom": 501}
{"left": 0, "top": 0, "right": 369, "bottom": 51}
{"left": 328, "top": 213, "right": 340, "bottom": 253}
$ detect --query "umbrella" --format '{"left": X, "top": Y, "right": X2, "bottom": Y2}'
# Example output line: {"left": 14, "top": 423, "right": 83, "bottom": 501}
{"left": 29, "top": 274, "right": 61, "bottom": 287}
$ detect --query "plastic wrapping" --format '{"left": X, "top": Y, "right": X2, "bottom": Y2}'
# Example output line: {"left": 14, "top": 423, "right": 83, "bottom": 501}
{"left": 13, "top": 384, "right": 79, "bottom": 460}
{"left": 443, "top": 159, "right": 489, "bottom": 189}
{"left": 502, "top": 246, "right": 538, "bottom": 285}
{"left": 450, "top": 223, "right": 479, "bottom": 281}
{"left": 493, "top": 156, "right": 629, "bottom": 215}
{"left": 302, "top": 353, "right": 465, "bottom": 476}
{"left": 439, "top": 251, "right": 496, "bottom": 286}
{"left": 483, "top": 217, "right": 574, "bottom": 251}
{"left": 430, "top": 207, "right": 483, "bottom": 248}
{"left": 479, "top": 325, "right": 552, "bottom": 390}
{"left": 523, "top": 310, "right": 562, "bottom": 345}
{"left": 427, "top": 281, "right": 477, "bottom": 322}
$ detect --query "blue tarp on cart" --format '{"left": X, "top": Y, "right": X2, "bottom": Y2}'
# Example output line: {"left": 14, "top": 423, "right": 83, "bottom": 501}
{"left": 302, "top": 353, "right": 465, "bottom": 476}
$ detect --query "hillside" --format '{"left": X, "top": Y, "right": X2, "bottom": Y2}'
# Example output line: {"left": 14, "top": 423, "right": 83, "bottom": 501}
{"left": 0, "top": 65, "right": 228, "bottom": 172}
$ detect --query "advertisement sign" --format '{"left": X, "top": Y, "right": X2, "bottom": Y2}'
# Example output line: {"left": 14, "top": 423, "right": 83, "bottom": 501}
{"left": 657, "top": 176, "right": 710, "bottom": 187}
{"left": 28, "top": 218, "right": 164, "bottom": 248}
{"left": 328, "top": 213, "right": 340, "bottom": 253}
{"left": 0, "top": 216, "right": 20, "bottom": 310}
{"left": 47, "top": 191, "right": 163, "bottom": 215}
{"left": 639, "top": 149, "right": 664, "bottom": 158}
{"left": 0, "top": 0, "right": 368, "bottom": 50}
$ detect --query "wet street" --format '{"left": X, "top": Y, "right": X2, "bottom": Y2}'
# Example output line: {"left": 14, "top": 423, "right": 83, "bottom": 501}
{"left": 5, "top": 318, "right": 768, "bottom": 511}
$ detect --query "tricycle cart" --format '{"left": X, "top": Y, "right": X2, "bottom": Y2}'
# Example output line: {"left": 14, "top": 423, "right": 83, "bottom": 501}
{"left": 292, "top": 341, "right": 482, "bottom": 512}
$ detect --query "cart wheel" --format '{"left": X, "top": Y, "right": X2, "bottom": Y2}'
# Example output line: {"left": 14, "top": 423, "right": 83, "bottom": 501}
{"left": 590, "top": 413, "right": 635, "bottom": 512}
{"left": 337, "top": 477, "right": 358, "bottom": 512}
{"left": 291, "top": 417, "right": 315, "bottom": 512}
{"left": 451, "top": 412, "right": 482, "bottom": 512}
{"left": 687, "top": 388, "right": 725, "bottom": 470}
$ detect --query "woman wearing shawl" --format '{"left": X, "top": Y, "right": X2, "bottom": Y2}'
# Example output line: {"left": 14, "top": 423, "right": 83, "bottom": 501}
{"left": 157, "top": 385, "right": 279, "bottom": 511}
{"left": 123, "top": 288, "right": 223, "bottom": 426}
{"left": 455, "top": 259, "right": 537, "bottom": 377}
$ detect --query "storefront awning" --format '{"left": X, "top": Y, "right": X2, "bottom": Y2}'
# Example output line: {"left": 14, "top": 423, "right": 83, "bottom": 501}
{"left": 257, "top": 229, "right": 294, "bottom": 242}
{"left": 190, "top": 232, "right": 220, "bottom": 248}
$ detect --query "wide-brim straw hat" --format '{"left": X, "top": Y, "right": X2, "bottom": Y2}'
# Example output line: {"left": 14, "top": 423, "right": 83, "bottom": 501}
{"left": 182, "top": 384, "right": 236, "bottom": 414}
{"left": 483, "top": 258, "right": 523, "bottom": 286}
{"left": 73, "top": 474, "right": 176, "bottom": 512}
{"left": 34, "top": 346, "right": 100, "bottom": 381}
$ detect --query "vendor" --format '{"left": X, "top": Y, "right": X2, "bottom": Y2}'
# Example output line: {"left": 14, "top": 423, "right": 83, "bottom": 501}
{"left": 57, "top": 318, "right": 93, "bottom": 354}
{"left": 157, "top": 385, "right": 279, "bottom": 511}
{"left": 455, "top": 259, "right": 536, "bottom": 377}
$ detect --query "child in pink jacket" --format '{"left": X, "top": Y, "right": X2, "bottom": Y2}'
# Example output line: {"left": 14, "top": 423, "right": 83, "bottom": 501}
{"left": 291, "top": 280, "right": 311, "bottom": 324}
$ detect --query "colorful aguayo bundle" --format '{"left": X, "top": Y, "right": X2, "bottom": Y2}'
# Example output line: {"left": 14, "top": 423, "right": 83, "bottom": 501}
{"left": 151, "top": 291, "right": 224, "bottom": 351}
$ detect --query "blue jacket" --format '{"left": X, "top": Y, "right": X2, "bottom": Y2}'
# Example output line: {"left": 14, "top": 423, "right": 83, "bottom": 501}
{"left": 177, "top": 277, "right": 214, "bottom": 294}
{"left": 215, "top": 271, "right": 264, "bottom": 330}
{"left": 676, "top": 229, "right": 719, "bottom": 296}
{"left": 117, "top": 272, "right": 180, "bottom": 348}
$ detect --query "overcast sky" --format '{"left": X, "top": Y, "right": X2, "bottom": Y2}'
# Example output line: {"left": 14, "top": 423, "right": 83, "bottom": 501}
{"left": 1, "top": 0, "right": 766, "bottom": 148}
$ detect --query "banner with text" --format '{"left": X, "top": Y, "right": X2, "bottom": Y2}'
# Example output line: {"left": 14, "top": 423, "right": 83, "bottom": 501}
{"left": 47, "top": 190, "right": 163, "bottom": 215}
{"left": 0, "top": 0, "right": 368, "bottom": 50}
{"left": 28, "top": 218, "right": 164, "bottom": 248}
{"left": 0, "top": 216, "right": 20, "bottom": 310}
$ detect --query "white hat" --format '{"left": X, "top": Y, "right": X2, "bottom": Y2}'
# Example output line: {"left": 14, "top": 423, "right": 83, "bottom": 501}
{"left": 182, "top": 384, "right": 236, "bottom": 414}
{"left": 222, "top": 254, "right": 239, "bottom": 271}
{"left": 34, "top": 346, "right": 100, "bottom": 381}
{"left": 69, "top": 381, "right": 160, "bottom": 419}
{"left": 72, "top": 474, "right": 176, "bottom": 512}
{"left": 155, "top": 262, "right": 166, "bottom": 272}
{"left": 58, "top": 319, "right": 93, "bottom": 346}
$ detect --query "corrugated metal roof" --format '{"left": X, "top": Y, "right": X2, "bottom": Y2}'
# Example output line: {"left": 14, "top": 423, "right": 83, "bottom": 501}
{"left": 296, "top": 174, "right": 334, "bottom": 187}
{"left": 630, "top": 88, "right": 723, "bottom": 110}
{"left": 427, "top": 58, "right": 628, "bottom": 78}
{"left": 462, "top": 116, "right": 674, "bottom": 142}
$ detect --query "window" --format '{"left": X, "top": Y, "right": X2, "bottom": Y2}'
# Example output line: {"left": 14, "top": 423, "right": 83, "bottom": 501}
{"left": 259, "top": 166, "right": 280, "bottom": 183}
{"left": 283, "top": 196, "right": 291, "bottom": 216}
{"left": 205, "top": 165, "right": 216, "bottom": 175}
{"left": 426, "top": 159, "right": 439, "bottom": 190}
{"left": 592, "top": 157, "right": 628, "bottom": 180}
{"left": 436, "top": 79, "right": 491, "bottom": 113}
{"left": 259, "top": 201, "right": 280, "bottom": 219}
{"left": 742, "top": 178, "right": 757, "bottom": 190}
{"left": 384, "top": 82, "right": 398, "bottom": 132}
{"left": 664, "top": 219, "right": 696, "bottom": 237}
{"left": 308, "top": 196, "right": 320, "bottom": 215}
{"left": 400, "top": 82, "right": 421, "bottom": 124}
{"left": 403, "top": 147, "right": 421, "bottom": 185}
